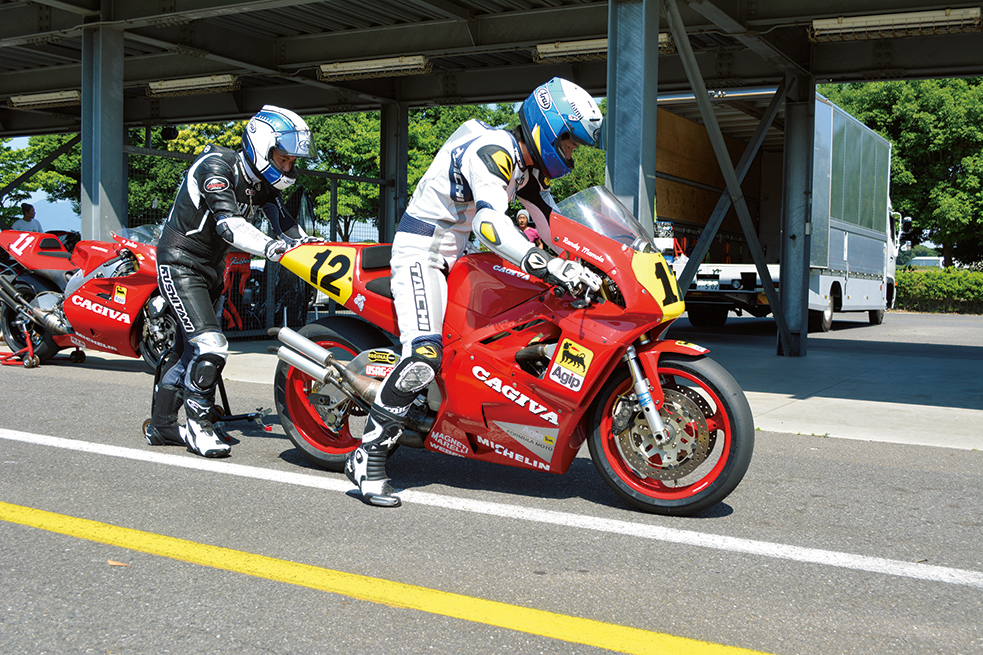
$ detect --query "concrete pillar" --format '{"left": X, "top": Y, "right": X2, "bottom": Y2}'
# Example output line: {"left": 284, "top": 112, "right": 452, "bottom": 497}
{"left": 81, "top": 25, "right": 126, "bottom": 241}
{"left": 379, "top": 101, "right": 409, "bottom": 243}
{"left": 778, "top": 76, "right": 816, "bottom": 356}
{"left": 605, "top": 0, "right": 659, "bottom": 232}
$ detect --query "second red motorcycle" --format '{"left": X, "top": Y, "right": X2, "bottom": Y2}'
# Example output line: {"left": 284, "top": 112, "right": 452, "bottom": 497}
{"left": 0, "top": 226, "right": 176, "bottom": 368}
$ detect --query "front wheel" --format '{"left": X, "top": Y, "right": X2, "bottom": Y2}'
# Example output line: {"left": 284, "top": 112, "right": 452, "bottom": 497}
{"left": 274, "top": 317, "right": 395, "bottom": 471}
{"left": 140, "top": 305, "right": 178, "bottom": 370}
{"left": 587, "top": 353, "right": 754, "bottom": 516}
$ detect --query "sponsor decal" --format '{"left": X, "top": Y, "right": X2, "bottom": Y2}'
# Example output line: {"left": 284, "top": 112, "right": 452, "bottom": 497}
{"left": 113, "top": 285, "right": 127, "bottom": 305}
{"left": 158, "top": 265, "right": 194, "bottom": 333}
{"left": 549, "top": 339, "right": 593, "bottom": 392}
{"left": 410, "top": 262, "right": 430, "bottom": 331}
{"left": 535, "top": 87, "right": 553, "bottom": 111}
{"left": 353, "top": 293, "right": 366, "bottom": 312}
{"left": 203, "top": 176, "right": 230, "bottom": 193}
{"left": 567, "top": 104, "right": 584, "bottom": 122}
{"left": 430, "top": 431, "right": 470, "bottom": 458}
{"left": 561, "top": 236, "right": 605, "bottom": 265}
{"left": 493, "top": 264, "right": 530, "bottom": 281}
{"left": 367, "top": 350, "right": 398, "bottom": 365}
{"left": 71, "top": 295, "right": 132, "bottom": 324}
{"left": 675, "top": 340, "right": 709, "bottom": 354}
{"left": 414, "top": 344, "right": 439, "bottom": 360}
{"left": 472, "top": 365, "right": 559, "bottom": 426}
{"left": 70, "top": 334, "right": 117, "bottom": 353}
{"left": 365, "top": 363, "right": 395, "bottom": 378}
{"left": 477, "top": 435, "right": 549, "bottom": 471}
{"left": 493, "top": 420, "right": 558, "bottom": 464}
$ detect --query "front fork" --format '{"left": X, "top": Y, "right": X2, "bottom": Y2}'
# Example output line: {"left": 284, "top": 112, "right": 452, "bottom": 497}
{"left": 624, "top": 344, "right": 670, "bottom": 445}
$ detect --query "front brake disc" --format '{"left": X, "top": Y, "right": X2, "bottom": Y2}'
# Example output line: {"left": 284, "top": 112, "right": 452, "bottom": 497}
{"left": 613, "top": 388, "right": 711, "bottom": 480}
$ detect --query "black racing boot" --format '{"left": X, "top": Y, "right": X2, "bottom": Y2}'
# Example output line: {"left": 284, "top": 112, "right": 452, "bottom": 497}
{"left": 344, "top": 411, "right": 403, "bottom": 507}
{"left": 145, "top": 383, "right": 186, "bottom": 446}
{"left": 182, "top": 391, "right": 231, "bottom": 458}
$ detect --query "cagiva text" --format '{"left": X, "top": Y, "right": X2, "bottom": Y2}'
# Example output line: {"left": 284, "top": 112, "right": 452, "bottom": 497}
{"left": 71, "top": 296, "right": 131, "bottom": 323}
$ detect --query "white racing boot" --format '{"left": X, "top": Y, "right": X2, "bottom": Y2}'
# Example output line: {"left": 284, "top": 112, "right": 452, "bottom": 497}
{"left": 345, "top": 412, "right": 402, "bottom": 507}
{"left": 182, "top": 391, "right": 231, "bottom": 458}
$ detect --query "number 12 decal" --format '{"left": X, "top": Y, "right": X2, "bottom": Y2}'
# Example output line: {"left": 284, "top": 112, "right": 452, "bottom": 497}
{"left": 309, "top": 248, "right": 352, "bottom": 296}
{"left": 279, "top": 244, "right": 356, "bottom": 304}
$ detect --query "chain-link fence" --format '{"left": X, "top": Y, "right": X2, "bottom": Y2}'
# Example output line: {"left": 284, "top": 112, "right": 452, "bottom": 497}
{"left": 125, "top": 145, "right": 385, "bottom": 339}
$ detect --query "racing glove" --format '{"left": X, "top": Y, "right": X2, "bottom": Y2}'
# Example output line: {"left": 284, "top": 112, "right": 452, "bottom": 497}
{"left": 546, "top": 257, "right": 602, "bottom": 294}
{"left": 264, "top": 239, "right": 289, "bottom": 262}
{"left": 522, "top": 248, "right": 602, "bottom": 295}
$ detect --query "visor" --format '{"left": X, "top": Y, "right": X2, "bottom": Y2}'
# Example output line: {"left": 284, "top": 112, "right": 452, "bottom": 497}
{"left": 274, "top": 130, "right": 314, "bottom": 158}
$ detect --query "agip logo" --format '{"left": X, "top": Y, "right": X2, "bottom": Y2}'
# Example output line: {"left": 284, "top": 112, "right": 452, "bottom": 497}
{"left": 548, "top": 339, "right": 593, "bottom": 392}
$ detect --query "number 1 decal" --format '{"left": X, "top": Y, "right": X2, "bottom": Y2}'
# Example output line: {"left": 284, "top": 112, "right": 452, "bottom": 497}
{"left": 653, "top": 260, "right": 680, "bottom": 306}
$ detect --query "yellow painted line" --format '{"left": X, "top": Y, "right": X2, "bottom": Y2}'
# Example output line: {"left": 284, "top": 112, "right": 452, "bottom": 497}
{"left": 1, "top": 502, "right": 769, "bottom": 655}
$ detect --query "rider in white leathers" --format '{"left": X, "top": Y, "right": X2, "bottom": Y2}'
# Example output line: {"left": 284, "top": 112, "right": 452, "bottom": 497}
{"left": 346, "top": 78, "right": 604, "bottom": 506}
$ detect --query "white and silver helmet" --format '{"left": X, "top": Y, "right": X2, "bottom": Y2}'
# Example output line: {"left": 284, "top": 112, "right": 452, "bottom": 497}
{"left": 241, "top": 105, "right": 314, "bottom": 191}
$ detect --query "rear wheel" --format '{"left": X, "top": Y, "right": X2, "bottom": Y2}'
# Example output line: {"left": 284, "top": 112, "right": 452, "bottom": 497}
{"left": 868, "top": 308, "right": 885, "bottom": 325}
{"left": 686, "top": 304, "right": 729, "bottom": 328}
{"left": 587, "top": 353, "right": 754, "bottom": 516}
{"left": 274, "top": 317, "right": 394, "bottom": 471}
{"left": 809, "top": 295, "right": 833, "bottom": 332}
{"left": 0, "top": 278, "right": 61, "bottom": 363}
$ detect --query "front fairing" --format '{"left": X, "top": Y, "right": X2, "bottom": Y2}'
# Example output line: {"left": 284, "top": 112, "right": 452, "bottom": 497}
{"left": 550, "top": 186, "right": 685, "bottom": 325}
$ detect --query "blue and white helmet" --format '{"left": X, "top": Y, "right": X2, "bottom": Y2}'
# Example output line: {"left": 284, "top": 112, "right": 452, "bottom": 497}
{"left": 241, "top": 105, "right": 314, "bottom": 191}
{"left": 518, "top": 77, "right": 603, "bottom": 180}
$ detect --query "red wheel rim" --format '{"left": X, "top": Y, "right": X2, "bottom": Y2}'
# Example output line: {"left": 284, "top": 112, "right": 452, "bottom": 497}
{"left": 283, "top": 339, "right": 361, "bottom": 455}
{"left": 599, "top": 365, "right": 732, "bottom": 500}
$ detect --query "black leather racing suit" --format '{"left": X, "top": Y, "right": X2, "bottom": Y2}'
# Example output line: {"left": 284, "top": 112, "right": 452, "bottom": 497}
{"left": 153, "top": 144, "right": 304, "bottom": 439}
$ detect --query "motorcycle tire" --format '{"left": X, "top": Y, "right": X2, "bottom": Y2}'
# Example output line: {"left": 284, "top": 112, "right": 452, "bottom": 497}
{"left": 587, "top": 353, "right": 754, "bottom": 516}
{"left": 274, "top": 316, "right": 396, "bottom": 471}
{"left": 0, "top": 277, "right": 61, "bottom": 364}
{"left": 140, "top": 309, "right": 178, "bottom": 370}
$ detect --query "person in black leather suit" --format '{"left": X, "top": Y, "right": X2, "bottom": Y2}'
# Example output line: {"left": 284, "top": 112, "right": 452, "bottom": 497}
{"left": 145, "top": 105, "right": 315, "bottom": 457}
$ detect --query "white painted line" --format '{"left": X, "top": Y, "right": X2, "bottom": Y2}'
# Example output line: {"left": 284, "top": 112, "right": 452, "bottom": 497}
{"left": 3, "top": 428, "right": 982, "bottom": 589}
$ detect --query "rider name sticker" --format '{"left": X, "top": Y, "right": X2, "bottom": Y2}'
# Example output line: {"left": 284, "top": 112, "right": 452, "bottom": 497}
{"left": 548, "top": 339, "right": 593, "bottom": 392}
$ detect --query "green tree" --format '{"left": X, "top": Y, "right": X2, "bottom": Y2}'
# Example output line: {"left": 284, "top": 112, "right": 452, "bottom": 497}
{"left": 819, "top": 79, "right": 983, "bottom": 267}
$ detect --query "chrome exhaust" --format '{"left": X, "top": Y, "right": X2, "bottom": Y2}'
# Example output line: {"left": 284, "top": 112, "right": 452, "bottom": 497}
{"left": 0, "top": 276, "right": 72, "bottom": 335}
{"left": 275, "top": 326, "right": 382, "bottom": 404}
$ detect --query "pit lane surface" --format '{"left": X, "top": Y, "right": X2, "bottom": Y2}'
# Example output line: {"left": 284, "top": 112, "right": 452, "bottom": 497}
{"left": 1, "top": 313, "right": 981, "bottom": 655}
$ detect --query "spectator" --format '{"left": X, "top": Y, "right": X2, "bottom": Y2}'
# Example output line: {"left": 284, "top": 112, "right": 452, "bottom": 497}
{"left": 11, "top": 203, "right": 42, "bottom": 232}
{"left": 516, "top": 209, "right": 542, "bottom": 248}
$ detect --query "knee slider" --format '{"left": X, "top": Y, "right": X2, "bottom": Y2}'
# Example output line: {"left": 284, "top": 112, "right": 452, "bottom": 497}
{"left": 378, "top": 337, "right": 442, "bottom": 408}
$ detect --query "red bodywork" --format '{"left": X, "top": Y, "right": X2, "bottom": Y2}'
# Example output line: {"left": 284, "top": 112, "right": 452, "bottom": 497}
{"left": 0, "top": 230, "right": 160, "bottom": 359}
{"left": 286, "top": 211, "right": 706, "bottom": 476}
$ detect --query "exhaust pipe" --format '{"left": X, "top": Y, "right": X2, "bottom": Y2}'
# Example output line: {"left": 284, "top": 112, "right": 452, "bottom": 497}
{"left": 275, "top": 326, "right": 382, "bottom": 404}
{"left": 0, "top": 276, "right": 73, "bottom": 335}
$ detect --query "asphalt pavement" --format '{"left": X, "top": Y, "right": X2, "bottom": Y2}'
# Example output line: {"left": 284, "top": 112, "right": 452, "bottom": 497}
{"left": 214, "top": 309, "right": 983, "bottom": 450}
{"left": 4, "top": 310, "right": 979, "bottom": 451}
{"left": 1, "top": 309, "right": 981, "bottom": 655}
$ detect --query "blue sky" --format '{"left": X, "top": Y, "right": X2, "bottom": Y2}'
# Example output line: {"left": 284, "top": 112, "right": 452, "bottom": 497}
{"left": 8, "top": 136, "right": 81, "bottom": 233}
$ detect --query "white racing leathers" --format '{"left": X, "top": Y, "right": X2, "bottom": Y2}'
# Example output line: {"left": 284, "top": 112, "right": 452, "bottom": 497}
{"left": 350, "top": 120, "right": 558, "bottom": 505}
{"left": 390, "top": 120, "right": 555, "bottom": 357}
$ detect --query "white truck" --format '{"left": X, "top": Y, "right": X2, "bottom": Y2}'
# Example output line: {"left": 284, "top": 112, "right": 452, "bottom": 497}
{"left": 680, "top": 94, "right": 907, "bottom": 331}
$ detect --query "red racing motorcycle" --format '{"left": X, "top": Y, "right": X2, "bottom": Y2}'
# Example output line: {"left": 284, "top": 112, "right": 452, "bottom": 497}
{"left": 271, "top": 186, "right": 754, "bottom": 515}
{"left": 0, "top": 226, "right": 176, "bottom": 368}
